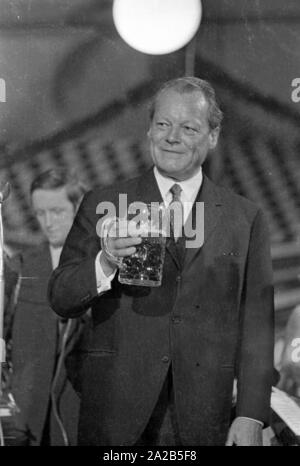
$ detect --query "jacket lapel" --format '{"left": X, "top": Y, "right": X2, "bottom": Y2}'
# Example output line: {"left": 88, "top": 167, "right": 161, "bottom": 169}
{"left": 184, "top": 175, "right": 223, "bottom": 269}
{"left": 134, "top": 168, "right": 163, "bottom": 205}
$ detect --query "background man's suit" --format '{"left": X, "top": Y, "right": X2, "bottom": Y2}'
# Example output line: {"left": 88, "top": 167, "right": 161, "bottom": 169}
{"left": 49, "top": 169, "right": 274, "bottom": 446}
{"left": 11, "top": 243, "right": 80, "bottom": 445}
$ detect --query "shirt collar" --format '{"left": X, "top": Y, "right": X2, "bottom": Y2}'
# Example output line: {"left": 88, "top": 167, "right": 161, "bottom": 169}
{"left": 49, "top": 244, "right": 63, "bottom": 270}
{"left": 153, "top": 166, "right": 203, "bottom": 203}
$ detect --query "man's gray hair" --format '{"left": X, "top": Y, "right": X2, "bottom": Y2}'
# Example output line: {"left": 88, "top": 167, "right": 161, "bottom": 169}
{"left": 149, "top": 76, "right": 223, "bottom": 130}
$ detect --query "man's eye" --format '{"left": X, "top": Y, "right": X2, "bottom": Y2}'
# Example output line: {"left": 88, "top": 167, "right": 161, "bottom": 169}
{"left": 156, "top": 121, "right": 168, "bottom": 128}
{"left": 183, "top": 125, "right": 197, "bottom": 133}
{"left": 52, "top": 208, "right": 64, "bottom": 215}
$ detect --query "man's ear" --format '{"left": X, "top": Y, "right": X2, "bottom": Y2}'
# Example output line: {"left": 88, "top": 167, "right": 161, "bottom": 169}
{"left": 208, "top": 127, "right": 220, "bottom": 150}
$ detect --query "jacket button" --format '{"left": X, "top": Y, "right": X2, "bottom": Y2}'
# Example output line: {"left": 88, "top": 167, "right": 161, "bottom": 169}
{"left": 162, "top": 356, "right": 170, "bottom": 363}
{"left": 172, "top": 316, "right": 181, "bottom": 324}
{"left": 176, "top": 275, "right": 181, "bottom": 283}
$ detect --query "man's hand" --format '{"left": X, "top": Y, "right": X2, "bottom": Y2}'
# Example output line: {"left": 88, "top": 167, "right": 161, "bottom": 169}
{"left": 226, "top": 417, "right": 263, "bottom": 446}
{"left": 100, "top": 228, "right": 142, "bottom": 277}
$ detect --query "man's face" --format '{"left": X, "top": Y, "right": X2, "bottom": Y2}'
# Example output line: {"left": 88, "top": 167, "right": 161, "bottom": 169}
{"left": 31, "top": 187, "right": 75, "bottom": 247}
{"left": 148, "top": 89, "right": 219, "bottom": 181}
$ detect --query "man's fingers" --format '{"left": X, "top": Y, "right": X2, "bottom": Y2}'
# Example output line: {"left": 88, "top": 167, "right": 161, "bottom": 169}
{"left": 115, "top": 237, "right": 142, "bottom": 248}
{"left": 225, "top": 430, "right": 236, "bottom": 446}
{"left": 104, "top": 236, "right": 142, "bottom": 262}
{"left": 111, "top": 246, "right": 137, "bottom": 257}
{"left": 225, "top": 437, "right": 234, "bottom": 446}
{"left": 109, "top": 236, "right": 142, "bottom": 249}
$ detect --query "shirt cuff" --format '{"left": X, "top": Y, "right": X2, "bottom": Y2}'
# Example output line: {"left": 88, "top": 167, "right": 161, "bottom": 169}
{"left": 95, "top": 251, "right": 117, "bottom": 294}
{"left": 236, "top": 416, "right": 264, "bottom": 427}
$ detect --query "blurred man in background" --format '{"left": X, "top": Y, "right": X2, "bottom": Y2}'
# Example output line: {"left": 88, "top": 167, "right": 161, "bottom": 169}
{"left": 11, "top": 167, "right": 87, "bottom": 445}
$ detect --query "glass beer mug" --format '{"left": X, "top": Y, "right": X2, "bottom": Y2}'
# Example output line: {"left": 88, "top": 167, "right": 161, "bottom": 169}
{"left": 101, "top": 202, "right": 167, "bottom": 287}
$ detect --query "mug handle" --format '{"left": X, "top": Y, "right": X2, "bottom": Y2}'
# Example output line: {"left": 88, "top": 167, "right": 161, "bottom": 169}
{"left": 100, "top": 217, "right": 123, "bottom": 266}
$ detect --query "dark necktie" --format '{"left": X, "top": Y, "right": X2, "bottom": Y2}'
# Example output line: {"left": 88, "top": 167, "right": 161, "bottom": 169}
{"left": 169, "top": 184, "right": 185, "bottom": 267}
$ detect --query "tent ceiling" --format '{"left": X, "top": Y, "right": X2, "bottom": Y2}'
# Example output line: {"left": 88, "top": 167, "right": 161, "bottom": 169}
{"left": 1, "top": 0, "right": 300, "bottom": 26}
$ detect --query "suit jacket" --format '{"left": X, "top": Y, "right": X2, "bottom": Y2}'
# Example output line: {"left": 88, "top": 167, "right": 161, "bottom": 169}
{"left": 48, "top": 169, "right": 274, "bottom": 446}
{"left": 11, "top": 243, "right": 80, "bottom": 445}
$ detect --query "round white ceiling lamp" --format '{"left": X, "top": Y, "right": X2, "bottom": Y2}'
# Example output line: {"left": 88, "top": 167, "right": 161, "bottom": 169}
{"left": 112, "top": 0, "right": 202, "bottom": 55}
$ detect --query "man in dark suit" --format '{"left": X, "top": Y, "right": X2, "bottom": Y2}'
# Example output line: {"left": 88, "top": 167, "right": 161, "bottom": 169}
{"left": 48, "top": 77, "right": 274, "bottom": 446}
{"left": 11, "top": 168, "right": 87, "bottom": 445}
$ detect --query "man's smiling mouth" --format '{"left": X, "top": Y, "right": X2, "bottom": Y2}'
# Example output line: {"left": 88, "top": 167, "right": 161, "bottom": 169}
{"left": 161, "top": 149, "right": 184, "bottom": 155}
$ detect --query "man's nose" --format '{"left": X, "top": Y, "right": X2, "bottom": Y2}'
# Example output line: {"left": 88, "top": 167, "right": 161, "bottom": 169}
{"left": 45, "top": 211, "right": 55, "bottom": 228}
{"left": 166, "top": 125, "right": 181, "bottom": 143}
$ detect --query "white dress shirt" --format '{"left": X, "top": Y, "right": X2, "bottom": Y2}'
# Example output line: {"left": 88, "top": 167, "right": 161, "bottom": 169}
{"left": 49, "top": 245, "right": 63, "bottom": 270}
{"left": 153, "top": 165, "right": 203, "bottom": 223}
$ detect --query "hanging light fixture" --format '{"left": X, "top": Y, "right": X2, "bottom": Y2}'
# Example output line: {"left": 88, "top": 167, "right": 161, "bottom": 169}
{"left": 112, "top": 0, "right": 202, "bottom": 55}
